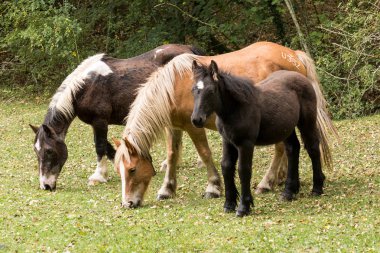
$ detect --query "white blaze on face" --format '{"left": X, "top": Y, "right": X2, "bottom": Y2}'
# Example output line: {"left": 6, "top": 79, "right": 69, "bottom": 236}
{"left": 154, "top": 48, "right": 164, "bottom": 59}
{"left": 196, "top": 80, "right": 204, "bottom": 90}
{"left": 119, "top": 160, "right": 127, "bottom": 205}
{"left": 39, "top": 173, "right": 57, "bottom": 190}
{"left": 35, "top": 139, "right": 41, "bottom": 151}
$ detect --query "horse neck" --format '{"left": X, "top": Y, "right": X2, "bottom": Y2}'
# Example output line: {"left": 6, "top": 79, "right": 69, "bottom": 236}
{"left": 43, "top": 110, "right": 74, "bottom": 140}
{"left": 215, "top": 83, "right": 240, "bottom": 119}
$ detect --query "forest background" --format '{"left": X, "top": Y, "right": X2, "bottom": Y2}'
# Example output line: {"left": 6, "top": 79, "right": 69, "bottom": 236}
{"left": 0, "top": 0, "right": 379, "bottom": 119}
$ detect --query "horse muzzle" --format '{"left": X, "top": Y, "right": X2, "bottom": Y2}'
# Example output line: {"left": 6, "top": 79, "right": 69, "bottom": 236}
{"left": 191, "top": 115, "right": 206, "bottom": 128}
{"left": 39, "top": 174, "right": 57, "bottom": 191}
{"left": 122, "top": 199, "right": 142, "bottom": 208}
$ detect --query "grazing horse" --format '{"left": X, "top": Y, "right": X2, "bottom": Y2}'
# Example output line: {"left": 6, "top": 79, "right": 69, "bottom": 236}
{"left": 191, "top": 60, "right": 325, "bottom": 217}
{"left": 29, "top": 44, "right": 203, "bottom": 190}
{"left": 113, "top": 41, "right": 337, "bottom": 208}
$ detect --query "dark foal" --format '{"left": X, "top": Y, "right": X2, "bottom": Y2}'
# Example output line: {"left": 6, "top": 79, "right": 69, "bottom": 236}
{"left": 30, "top": 44, "right": 203, "bottom": 191}
{"left": 191, "top": 60, "right": 325, "bottom": 217}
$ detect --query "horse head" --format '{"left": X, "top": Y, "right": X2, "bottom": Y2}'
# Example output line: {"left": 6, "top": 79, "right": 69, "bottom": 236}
{"left": 191, "top": 60, "right": 221, "bottom": 128}
{"left": 113, "top": 137, "right": 155, "bottom": 208}
{"left": 29, "top": 124, "right": 68, "bottom": 191}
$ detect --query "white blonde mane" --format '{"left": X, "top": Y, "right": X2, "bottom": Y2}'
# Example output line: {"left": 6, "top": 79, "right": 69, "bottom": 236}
{"left": 48, "top": 53, "right": 113, "bottom": 120}
{"left": 121, "top": 53, "right": 200, "bottom": 158}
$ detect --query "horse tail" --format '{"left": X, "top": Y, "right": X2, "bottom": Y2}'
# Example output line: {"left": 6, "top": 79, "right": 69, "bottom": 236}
{"left": 295, "top": 50, "right": 338, "bottom": 170}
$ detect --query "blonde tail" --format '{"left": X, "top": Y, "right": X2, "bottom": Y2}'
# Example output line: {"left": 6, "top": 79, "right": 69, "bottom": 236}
{"left": 296, "top": 50, "right": 338, "bottom": 170}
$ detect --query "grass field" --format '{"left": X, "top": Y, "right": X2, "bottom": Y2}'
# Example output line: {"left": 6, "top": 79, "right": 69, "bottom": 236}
{"left": 0, "top": 100, "right": 379, "bottom": 252}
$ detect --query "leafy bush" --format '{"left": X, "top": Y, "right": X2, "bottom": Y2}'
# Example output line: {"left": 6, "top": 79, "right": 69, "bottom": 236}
{"left": 314, "top": 0, "right": 379, "bottom": 118}
{"left": 0, "top": 0, "right": 81, "bottom": 92}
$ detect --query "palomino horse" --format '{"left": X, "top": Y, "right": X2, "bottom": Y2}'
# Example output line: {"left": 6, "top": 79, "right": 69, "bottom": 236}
{"left": 114, "top": 41, "right": 337, "bottom": 208}
{"left": 191, "top": 60, "right": 325, "bottom": 216}
{"left": 30, "top": 44, "right": 203, "bottom": 190}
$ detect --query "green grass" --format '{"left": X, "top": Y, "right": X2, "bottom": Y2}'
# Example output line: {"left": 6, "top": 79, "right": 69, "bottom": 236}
{"left": 0, "top": 100, "right": 379, "bottom": 252}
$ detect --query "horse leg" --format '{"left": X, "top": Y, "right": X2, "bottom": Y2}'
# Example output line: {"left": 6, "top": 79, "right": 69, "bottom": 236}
{"left": 157, "top": 129, "right": 183, "bottom": 199}
{"left": 236, "top": 142, "right": 254, "bottom": 217}
{"left": 88, "top": 120, "right": 109, "bottom": 185}
{"left": 300, "top": 127, "right": 325, "bottom": 196}
{"left": 281, "top": 131, "right": 301, "bottom": 201}
{"left": 256, "top": 143, "right": 285, "bottom": 194}
{"left": 106, "top": 140, "right": 116, "bottom": 161}
{"left": 187, "top": 127, "right": 222, "bottom": 198}
{"left": 160, "top": 128, "right": 183, "bottom": 172}
{"left": 221, "top": 139, "right": 238, "bottom": 212}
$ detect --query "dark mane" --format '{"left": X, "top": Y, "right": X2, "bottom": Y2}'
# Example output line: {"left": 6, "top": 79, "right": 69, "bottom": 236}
{"left": 190, "top": 46, "right": 206, "bottom": 56}
{"left": 219, "top": 71, "right": 255, "bottom": 104}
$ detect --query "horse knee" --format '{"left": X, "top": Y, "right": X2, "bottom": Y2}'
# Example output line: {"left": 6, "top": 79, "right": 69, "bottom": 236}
{"left": 221, "top": 158, "right": 236, "bottom": 173}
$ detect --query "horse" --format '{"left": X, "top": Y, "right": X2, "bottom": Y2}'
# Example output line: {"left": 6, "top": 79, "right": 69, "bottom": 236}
{"left": 113, "top": 41, "right": 337, "bottom": 208}
{"left": 191, "top": 60, "right": 325, "bottom": 217}
{"left": 29, "top": 44, "right": 204, "bottom": 191}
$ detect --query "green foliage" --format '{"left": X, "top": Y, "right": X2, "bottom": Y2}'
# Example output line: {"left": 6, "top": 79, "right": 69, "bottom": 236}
{"left": 0, "top": 0, "right": 81, "bottom": 92}
{"left": 0, "top": 0, "right": 378, "bottom": 118}
{"left": 314, "top": 0, "right": 379, "bottom": 118}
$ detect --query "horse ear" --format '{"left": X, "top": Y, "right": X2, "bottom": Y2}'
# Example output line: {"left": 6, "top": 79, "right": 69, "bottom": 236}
{"left": 112, "top": 137, "right": 121, "bottom": 147}
{"left": 29, "top": 124, "right": 39, "bottom": 134}
{"left": 192, "top": 60, "right": 202, "bottom": 71}
{"left": 209, "top": 60, "right": 219, "bottom": 82}
{"left": 123, "top": 137, "right": 136, "bottom": 155}
{"left": 42, "top": 124, "right": 58, "bottom": 139}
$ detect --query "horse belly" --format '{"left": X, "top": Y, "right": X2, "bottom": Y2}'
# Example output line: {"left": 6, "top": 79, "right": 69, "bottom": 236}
{"left": 256, "top": 97, "right": 300, "bottom": 145}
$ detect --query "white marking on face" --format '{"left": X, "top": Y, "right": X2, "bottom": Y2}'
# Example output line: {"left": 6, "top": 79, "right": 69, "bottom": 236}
{"left": 39, "top": 173, "right": 57, "bottom": 190}
{"left": 35, "top": 139, "right": 41, "bottom": 151}
{"left": 83, "top": 61, "right": 113, "bottom": 78}
{"left": 119, "top": 160, "right": 127, "bottom": 205}
{"left": 196, "top": 80, "right": 204, "bottom": 90}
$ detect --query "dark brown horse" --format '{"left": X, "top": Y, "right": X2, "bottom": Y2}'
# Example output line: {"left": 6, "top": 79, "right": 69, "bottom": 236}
{"left": 30, "top": 44, "right": 203, "bottom": 190}
{"left": 191, "top": 60, "right": 325, "bottom": 217}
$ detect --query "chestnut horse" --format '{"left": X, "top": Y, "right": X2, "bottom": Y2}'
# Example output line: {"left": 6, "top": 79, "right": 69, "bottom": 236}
{"left": 191, "top": 60, "right": 325, "bottom": 216}
{"left": 29, "top": 44, "right": 203, "bottom": 190}
{"left": 114, "top": 41, "right": 337, "bottom": 208}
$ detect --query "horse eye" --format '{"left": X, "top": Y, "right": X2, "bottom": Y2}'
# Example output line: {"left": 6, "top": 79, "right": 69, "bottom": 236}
{"left": 129, "top": 168, "right": 136, "bottom": 174}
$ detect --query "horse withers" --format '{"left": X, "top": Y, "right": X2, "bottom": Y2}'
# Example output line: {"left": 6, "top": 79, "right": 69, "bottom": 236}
{"left": 30, "top": 44, "right": 203, "bottom": 191}
{"left": 191, "top": 60, "right": 326, "bottom": 217}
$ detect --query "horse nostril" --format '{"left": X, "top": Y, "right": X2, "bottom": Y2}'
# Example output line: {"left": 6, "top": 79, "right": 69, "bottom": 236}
{"left": 44, "top": 184, "right": 56, "bottom": 191}
{"left": 192, "top": 117, "right": 204, "bottom": 128}
{"left": 128, "top": 201, "right": 134, "bottom": 208}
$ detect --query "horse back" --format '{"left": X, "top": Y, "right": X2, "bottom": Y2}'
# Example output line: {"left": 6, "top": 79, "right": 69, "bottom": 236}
{"left": 255, "top": 70, "right": 317, "bottom": 145}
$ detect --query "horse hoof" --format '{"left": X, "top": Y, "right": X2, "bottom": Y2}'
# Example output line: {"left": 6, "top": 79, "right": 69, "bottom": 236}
{"left": 223, "top": 207, "right": 235, "bottom": 213}
{"left": 236, "top": 209, "right": 250, "bottom": 217}
{"left": 157, "top": 194, "right": 171, "bottom": 200}
{"left": 280, "top": 192, "right": 297, "bottom": 201}
{"left": 255, "top": 187, "right": 270, "bottom": 195}
{"left": 203, "top": 192, "right": 220, "bottom": 199}
{"left": 88, "top": 173, "right": 107, "bottom": 185}
{"left": 311, "top": 189, "right": 323, "bottom": 196}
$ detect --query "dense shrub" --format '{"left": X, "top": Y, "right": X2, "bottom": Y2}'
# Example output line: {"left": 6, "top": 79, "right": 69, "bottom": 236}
{"left": 0, "top": 0, "right": 378, "bottom": 118}
{"left": 315, "top": 0, "right": 379, "bottom": 118}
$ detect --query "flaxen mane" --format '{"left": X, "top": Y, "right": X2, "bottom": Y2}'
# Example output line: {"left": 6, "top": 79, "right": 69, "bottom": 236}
{"left": 118, "top": 53, "right": 200, "bottom": 162}
{"left": 48, "top": 54, "right": 112, "bottom": 121}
